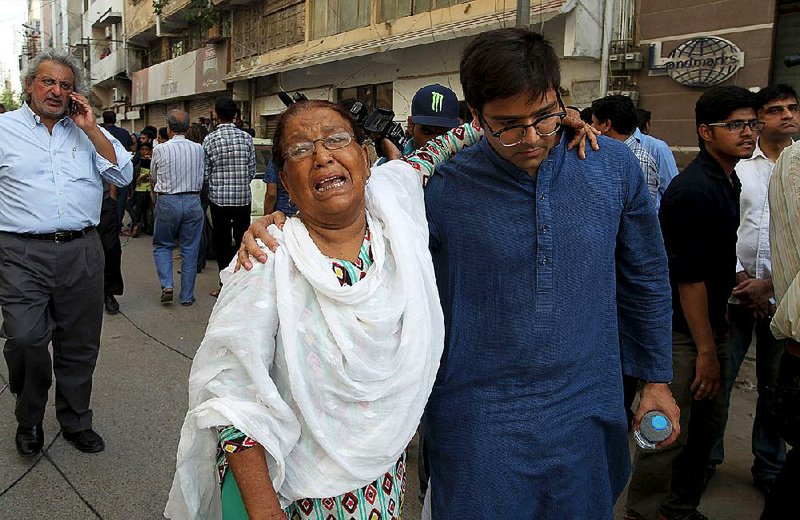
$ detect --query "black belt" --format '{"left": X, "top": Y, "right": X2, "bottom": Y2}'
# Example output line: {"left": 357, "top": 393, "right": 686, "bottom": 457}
{"left": 16, "top": 226, "right": 95, "bottom": 243}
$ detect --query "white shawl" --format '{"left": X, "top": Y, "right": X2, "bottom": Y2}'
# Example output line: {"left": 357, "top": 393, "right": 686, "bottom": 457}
{"left": 165, "top": 161, "right": 444, "bottom": 518}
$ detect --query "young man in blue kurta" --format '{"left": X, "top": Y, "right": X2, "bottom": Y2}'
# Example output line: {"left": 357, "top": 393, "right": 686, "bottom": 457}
{"left": 240, "top": 28, "right": 679, "bottom": 520}
{"left": 421, "top": 28, "right": 678, "bottom": 518}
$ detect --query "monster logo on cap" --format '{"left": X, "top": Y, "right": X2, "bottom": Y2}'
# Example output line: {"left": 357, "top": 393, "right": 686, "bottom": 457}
{"left": 411, "top": 84, "right": 460, "bottom": 128}
{"left": 431, "top": 91, "right": 444, "bottom": 112}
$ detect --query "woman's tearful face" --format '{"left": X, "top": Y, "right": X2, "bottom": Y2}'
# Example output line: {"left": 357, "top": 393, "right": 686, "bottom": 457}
{"left": 279, "top": 108, "right": 371, "bottom": 228}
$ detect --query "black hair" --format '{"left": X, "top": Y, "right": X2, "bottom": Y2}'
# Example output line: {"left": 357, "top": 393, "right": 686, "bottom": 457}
{"left": 185, "top": 123, "right": 208, "bottom": 144}
{"left": 102, "top": 110, "right": 116, "bottom": 124}
{"left": 158, "top": 127, "right": 168, "bottom": 140}
{"left": 460, "top": 28, "right": 560, "bottom": 113}
{"left": 636, "top": 108, "right": 651, "bottom": 132}
{"left": 579, "top": 107, "right": 593, "bottom": 124}
{"left": 142, "top": 126, "right": 157, "bottom": 140}
{"left": 458, "top": 101, "right": 473, "bottom": 123}
{"left": 215, "top": 96, "right": 238, "bottom": 121}
{"left": 272, "top": 99, "right": 366, "bottom": 172}
{"left": 138, "top": 141, "right": 152, "bottom": 151}
{"left": 695, "top": 86, "right": 756, "bottom": 148}
{"left": 755, "top": 84, "right": 798, "bottom": 110}
{"left": 591, "top": 95, "right": 638, "bottom": 136}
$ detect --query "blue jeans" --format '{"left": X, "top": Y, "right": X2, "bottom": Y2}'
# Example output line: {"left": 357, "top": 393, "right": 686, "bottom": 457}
{"left": 711, "top": 304, "right": 786, "bottom": 482}
{"left": 152, "top": 194, "right": 204, "bottom": 303}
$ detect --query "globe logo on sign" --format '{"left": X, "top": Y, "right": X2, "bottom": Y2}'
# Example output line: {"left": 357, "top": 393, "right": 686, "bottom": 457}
{"left": 665, "top": 37, "right": 743, "bottom": 88}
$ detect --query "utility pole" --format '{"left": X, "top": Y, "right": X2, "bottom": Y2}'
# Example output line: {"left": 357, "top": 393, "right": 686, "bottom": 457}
{"left": 516, "top": 0, "right": 530, "bottom": 28}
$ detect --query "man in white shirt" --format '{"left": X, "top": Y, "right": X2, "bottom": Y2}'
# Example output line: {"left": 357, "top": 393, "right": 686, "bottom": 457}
{"left": 710, "top": 84, "right": 800, "bottom": 494}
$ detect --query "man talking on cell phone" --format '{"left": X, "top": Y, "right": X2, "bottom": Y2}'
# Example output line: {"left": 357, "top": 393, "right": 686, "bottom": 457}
{"left": 0, "top": 50, "right": 133, "bottom": 457}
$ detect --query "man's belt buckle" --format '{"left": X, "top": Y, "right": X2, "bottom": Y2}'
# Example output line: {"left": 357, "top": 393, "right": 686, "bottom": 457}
{"left": 54, "top": 231, "right": 75, "bottom": 243}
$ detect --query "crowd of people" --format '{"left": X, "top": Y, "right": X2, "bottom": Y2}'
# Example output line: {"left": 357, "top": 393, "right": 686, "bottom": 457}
{"left": 1, "top": 26, "right": 798, "bottom": 520}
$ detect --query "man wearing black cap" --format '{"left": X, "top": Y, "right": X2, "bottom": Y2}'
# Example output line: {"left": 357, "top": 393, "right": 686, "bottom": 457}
{"left": 407, "top": 83, "right": 460, "bottom": 151}
{"left": 377, "top": 84, "right": 460, "bottom": 165}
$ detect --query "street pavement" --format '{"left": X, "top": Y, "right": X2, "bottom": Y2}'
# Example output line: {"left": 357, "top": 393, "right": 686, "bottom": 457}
{"left": 0, "top": 233, "right": 767, "bottom": 519}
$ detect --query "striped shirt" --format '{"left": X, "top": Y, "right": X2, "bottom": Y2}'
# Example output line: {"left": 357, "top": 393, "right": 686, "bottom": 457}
{"left": 769, "top": 140, "right": 800, "bottom": 342}
{"left": 625, "top": 133, "right": 659, "bottom": 206}
{"left": 151, "top": 135, "right": 205, "bottom": 194}
{"left": 203, "top": 123, "right": 256, "bottom": 206}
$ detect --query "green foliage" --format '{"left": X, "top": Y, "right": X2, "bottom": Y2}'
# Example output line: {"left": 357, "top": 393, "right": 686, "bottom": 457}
{"left": 153, "top": 0, "right": 169, "bottom": 16}
{"left": 152, "top": 0, "right": 217, "bottom": 36}
{"left": 186, "top": 0, "right": 217, "bottom": 35}
{"left": 0, "top": 87, "right": 20, "bottom": 111}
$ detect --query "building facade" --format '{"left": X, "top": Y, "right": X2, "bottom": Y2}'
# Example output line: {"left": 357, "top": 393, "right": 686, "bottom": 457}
{"left": 84, "top": 0, "right": 142, "bottom": 131}
{"left": 632, "top": 0, "right": 799, "bottom": 166}
{"left": 222, "top": 0, "right": 609, "bottom": 139}
{"left": 126, "top": 0, "right": 231, "bottom": 130}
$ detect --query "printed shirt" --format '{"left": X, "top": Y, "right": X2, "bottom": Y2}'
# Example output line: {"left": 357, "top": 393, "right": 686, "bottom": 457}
{"left": 769, "top": 141, "right": 800, "bottom": 342}
{"left": 625, "top": 133, "right": 659, "bottom": 206}
{"left": 151, "top": 135, "right": 205, "bottom": 194}
{"left": 0, "top": 103, "right": 133, "bottom": 233}
{"left": 203, "top": 123, "right": 256, "bottom": 206}
{"left": 735, "top": 139, "right": 777, "bottom": 280}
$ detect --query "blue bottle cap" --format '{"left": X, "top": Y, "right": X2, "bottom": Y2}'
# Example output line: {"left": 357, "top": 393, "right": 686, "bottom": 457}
{"left": 650, "top": 415, "right": 668, "bottom": 431}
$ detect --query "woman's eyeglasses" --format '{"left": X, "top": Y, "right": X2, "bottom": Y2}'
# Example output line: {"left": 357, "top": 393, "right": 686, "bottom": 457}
{"left": 285, "top": 132, "right": 354, "bottom": 161}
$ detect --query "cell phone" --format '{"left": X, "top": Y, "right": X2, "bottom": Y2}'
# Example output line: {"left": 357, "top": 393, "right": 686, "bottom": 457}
{"left": 68, "top": 99, "right": 77, "bottom": 116}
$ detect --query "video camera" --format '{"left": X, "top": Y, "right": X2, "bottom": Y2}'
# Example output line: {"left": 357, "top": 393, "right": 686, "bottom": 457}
{"left": 278, "top": 90, "right": 409, "bottom": 158}
{"left": 344, "top": 101, "right": 409, "bottom": 158}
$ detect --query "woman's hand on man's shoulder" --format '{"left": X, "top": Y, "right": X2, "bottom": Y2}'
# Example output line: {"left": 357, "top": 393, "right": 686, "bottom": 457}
{"left": 236, "top": 212, "right": 287, "bottom": 271}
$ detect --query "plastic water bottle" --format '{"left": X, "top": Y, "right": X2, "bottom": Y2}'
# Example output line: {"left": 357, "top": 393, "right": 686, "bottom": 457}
{"left": 634, "top": 411, "right": 672, "bottom": 450}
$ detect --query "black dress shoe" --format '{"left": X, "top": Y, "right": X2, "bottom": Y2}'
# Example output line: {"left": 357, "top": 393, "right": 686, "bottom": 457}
{"left": 104, "top": 295, "right": 119, "bottom": 314}
{"left": 62, "top": 428, "right": 105, "bottom": 453}
{"left": 15, "top": 423, "right": 44, "bottom": 456}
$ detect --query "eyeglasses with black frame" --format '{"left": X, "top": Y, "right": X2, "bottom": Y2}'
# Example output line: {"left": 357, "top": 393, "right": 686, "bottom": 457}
{"left": 478, "top": 94, "right": 568, "bottom": 147}
{"left": 706, "top": 120, "right": 766, "bottom": 133}
{"left": 284, "top": 132, "right": 354, "bottom": 161}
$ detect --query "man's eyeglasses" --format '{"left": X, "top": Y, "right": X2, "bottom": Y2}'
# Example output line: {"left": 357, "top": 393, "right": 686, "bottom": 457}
{"left": 479, "top": 107, "right": 567, "bottom": 147}
{"left": 707, "top": 120, "right": 765, "bottom": 133}
{"left": 285, "top": 132, "right": 354, "bottom": 161}
{"left": 37, "top": 77, "right": 74, "bottom": 92}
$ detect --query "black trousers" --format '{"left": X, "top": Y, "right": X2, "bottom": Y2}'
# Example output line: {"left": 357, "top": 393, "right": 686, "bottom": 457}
{"left": 209, "top": 202, "right": 251, "bottom": 273}
{"left": 98, "top": 196, "right": 124, "bottom": 296}
{"left": 0, "top": 231, "right": 104, "bottom": 431}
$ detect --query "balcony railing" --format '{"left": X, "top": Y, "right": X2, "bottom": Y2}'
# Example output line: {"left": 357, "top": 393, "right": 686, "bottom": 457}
{"left": 91, "top": 49, "right": 126, "bottom": 85}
